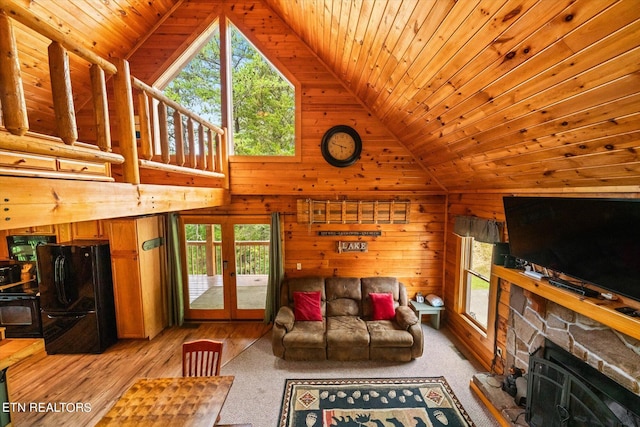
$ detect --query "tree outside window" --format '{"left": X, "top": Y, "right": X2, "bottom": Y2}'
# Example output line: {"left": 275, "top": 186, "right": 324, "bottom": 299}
{"left": 230, "top": 24, "right": 295, "bottom": 156}
{"left": 163, "top": 20, "right": 295, "bottom": 157}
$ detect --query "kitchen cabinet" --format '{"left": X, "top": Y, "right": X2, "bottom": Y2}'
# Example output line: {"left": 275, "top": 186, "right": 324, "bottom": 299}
{"left": 107, "top": 215, "right": 167, "bottom": 339}
{"left": 72, "top": 220, "right": 105, "bottom": 239}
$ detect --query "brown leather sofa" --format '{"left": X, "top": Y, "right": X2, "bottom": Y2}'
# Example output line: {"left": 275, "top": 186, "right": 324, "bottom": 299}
{"left": 271, "top": 276, "right": 423, "bottom": 361}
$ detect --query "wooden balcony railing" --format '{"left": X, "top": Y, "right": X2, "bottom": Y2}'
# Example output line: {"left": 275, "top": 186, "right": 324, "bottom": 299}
{"left": 0, "top": 2, "right": 228, "bottom": 187}
{"left": 186, "top": 240, "right": 270, "bottom": 276}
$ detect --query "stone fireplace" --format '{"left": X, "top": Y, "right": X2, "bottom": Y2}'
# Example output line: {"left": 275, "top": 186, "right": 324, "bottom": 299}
{"left": 506, "top": 285, "right": 640, "bottom": 395}
{"left": 506, "top": 285, "right": 640, "bottom": 424}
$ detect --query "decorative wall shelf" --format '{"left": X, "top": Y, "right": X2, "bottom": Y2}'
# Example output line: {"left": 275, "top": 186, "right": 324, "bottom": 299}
{"left": 297, "top": 199, "right": 410, "bottom": 225}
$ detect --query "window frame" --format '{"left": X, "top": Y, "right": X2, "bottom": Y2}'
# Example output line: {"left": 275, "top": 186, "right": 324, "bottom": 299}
{"left": 456, "top": 236, "right": 499, "bottom": 340}
{"left": 461, "top": 237, "right": 492, "bottom": 332}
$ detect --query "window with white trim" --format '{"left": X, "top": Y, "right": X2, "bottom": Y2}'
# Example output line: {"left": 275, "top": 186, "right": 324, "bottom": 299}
{"left": 460, "top": 236, "right": 493, "bottom": 330}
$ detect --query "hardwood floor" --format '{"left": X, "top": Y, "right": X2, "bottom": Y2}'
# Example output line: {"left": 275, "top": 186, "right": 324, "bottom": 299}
{"left": 6, "top": 321, "right": 272, "bottom": 427}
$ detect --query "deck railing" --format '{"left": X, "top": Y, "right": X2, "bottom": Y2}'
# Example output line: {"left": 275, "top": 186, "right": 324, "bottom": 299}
{"left": 0, "top": 3, "right": 228, "bottom": 186}
{"left": 186, "top": 240, "right": 270, "bottom": 276}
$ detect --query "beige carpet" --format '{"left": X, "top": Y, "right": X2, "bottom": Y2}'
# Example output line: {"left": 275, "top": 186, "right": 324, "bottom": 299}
{"left": 218, "top": 325, "right": 501, "bottom": 427}
{"left": 190, "top": 285, "right": 267, "bottom": 309}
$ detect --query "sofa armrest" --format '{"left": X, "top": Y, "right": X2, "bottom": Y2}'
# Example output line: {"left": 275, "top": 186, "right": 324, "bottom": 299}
{"left": 274, "top": 306, "right": 295, "bottom": 332}
{"left": 395, "top": 306, "right": 419, "bottom": 329}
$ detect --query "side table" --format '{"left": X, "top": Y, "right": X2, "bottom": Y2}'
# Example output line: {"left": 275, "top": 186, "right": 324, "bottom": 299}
{"left": 409, "top": 300, "right": 445, "bottom": 329}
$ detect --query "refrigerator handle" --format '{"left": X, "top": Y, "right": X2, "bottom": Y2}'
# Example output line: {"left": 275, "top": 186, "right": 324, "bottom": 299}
{"left": 45, "top": 313, "right": 87, "bottom": 319}
{"left": 54, "top": 255, "right": 69, "bottom": 305}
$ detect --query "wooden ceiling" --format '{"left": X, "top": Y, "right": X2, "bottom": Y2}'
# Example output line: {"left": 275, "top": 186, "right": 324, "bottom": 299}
{"left": 266, "top": 0, "right": 640, "bottom": 190}
{"left": 3, "top": 0, "right": 640, "bottom": 191}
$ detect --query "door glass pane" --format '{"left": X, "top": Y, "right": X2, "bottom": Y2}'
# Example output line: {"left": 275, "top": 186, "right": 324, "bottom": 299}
{"left": 185, "top": 223, "right": 223, "bottom": 310}
{"left": 234, "top": 224, "right": 269, "bottom": 310}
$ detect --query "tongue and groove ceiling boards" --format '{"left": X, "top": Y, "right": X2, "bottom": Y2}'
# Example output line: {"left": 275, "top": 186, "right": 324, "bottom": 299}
{"left": 265, "top": 0, "right": 640, "bottom": 190}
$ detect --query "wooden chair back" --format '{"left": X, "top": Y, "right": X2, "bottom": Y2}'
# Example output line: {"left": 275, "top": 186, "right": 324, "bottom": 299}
{"left": 182, "top": 339, "right": 223, "bottom": 377}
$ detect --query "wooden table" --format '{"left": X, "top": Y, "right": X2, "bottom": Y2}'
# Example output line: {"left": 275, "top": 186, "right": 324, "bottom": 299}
{"left": 97, "top": 376, "right": 234, "bottom": 427}
{"left": 409, "top": 300, "right": 445, "bottom": 329}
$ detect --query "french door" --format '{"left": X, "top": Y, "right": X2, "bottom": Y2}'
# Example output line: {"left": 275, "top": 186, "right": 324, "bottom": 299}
{"left": 180, "top": 215, "right": 269, "bottom": 320}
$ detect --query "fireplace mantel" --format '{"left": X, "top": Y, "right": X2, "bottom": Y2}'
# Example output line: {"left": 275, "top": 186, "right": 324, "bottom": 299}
{"left": 492, "top": 265, "right": 640, "bottom": 341}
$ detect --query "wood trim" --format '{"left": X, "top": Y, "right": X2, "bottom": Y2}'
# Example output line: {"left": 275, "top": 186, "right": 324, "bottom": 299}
{"left": 138, "top": 159, "right": 225, "bottom": 178}
{"left": 0, "top": 130, "right": 124, "bottom": 164}
{"left": 0, "top": 176, "right": 230, "bottom": 230}
{"left": 469, "top": 380, "right": 511, "bottom": 427}
{"left": 492, "top": 265, "right": 640, "bottom": 341}
{"left": 0, "top": 166, "right": 114, "bottom": 181}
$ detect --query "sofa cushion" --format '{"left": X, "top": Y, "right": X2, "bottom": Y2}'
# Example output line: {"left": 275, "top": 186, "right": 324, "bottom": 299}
{"left": 370, "top": 292, "right": 396, "bottom": 320}
{"left": 293, "top": 291, "right": 323, "bottom": 321}
{"left": 361, "top": 277, "right": 400, "bottom": 319}
{"left": 327, "top": 316, "right": 369, "bottom": 347}
{"left": 326, "top": 277, "right": 361, "bottom": 316}
{"left": 283, "top": 276, "right": 326, "bottom": 316}
{"left": 274, "top": 306, "right": 295, "bottom": 331}
{"left": 367, "top": 320, "right": 414, "bottom": 347}
{"left": 395, "top": 306, "right": 419, "bottom": 329}
{"left": 282, "top": 320, "right": 326, "bottom": 348}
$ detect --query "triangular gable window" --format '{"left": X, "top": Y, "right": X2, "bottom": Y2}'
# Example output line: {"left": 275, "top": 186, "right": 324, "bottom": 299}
{"left": 162, "top": 18, "right": 296, "bottom": 158}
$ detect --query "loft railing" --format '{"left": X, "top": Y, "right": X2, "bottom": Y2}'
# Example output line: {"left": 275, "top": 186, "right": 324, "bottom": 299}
{"left": 186, "top": 240, "right": 270, "bottom": 276}
{"left": 131, "top": 78, "right": 228, "bottom": 182}
{"left": 0, "top": 3, "right": 228, "bottom": 187}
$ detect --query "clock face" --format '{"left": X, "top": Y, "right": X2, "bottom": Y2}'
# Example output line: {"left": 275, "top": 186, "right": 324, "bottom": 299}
{"left": 327, "top": 132, "right": 356, "bottom": 160}
{"left": 321, "top": 125, "right": 362, "bottom": 167}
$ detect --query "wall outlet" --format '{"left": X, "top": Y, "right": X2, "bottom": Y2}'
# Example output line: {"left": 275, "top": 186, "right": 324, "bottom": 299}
{"left": 296, "top": 263, "right": 302, "bottom": 270}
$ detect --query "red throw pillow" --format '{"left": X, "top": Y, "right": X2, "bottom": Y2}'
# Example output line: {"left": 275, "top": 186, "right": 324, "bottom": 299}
{"left": 370, "top": 292, "right": 396, "bottom": 320}
{"left": 293, "top": 291, "right": 323, "bottom": 321}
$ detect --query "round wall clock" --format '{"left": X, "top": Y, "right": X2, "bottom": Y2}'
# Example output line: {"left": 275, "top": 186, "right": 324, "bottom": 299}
{"left": 321, "top": 125, "right": 362, "bottom": 168}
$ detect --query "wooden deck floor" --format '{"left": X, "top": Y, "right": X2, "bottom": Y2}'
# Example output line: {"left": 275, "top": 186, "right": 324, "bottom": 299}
{"left": 6, "top": 321, "right": 271, "bottom": 426}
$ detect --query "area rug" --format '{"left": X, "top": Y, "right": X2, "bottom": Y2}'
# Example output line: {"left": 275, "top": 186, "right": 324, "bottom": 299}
{"left": 279, "top": 377, "right": 476, "bottom": 427}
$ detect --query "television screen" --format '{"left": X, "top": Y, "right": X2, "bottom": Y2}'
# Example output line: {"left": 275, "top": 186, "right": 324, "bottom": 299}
{"left": 503, "top": 197, "right": 640, "bottom": 302}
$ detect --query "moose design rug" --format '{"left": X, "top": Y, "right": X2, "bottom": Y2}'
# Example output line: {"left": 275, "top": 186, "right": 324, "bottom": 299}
{"left": 278, "top": 377, "right": 475, "bottom": 427}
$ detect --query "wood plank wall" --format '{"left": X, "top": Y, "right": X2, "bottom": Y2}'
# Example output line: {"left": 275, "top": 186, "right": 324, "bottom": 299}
{"left": 185, "top": 194, "right": 446, "bottom": 300}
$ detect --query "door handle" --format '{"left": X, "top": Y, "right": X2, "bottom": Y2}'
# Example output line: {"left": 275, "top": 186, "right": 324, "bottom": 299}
{"left": 230, "top": 272, "right": 235, "bottom": 277}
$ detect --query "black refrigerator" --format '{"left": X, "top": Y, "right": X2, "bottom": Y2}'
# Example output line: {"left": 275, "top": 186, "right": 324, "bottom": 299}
{"left": 36, "top": 240, "right": 117, "bottom": 354}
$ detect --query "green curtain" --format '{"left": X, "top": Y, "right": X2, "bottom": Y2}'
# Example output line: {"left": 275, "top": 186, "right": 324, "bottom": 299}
{"left": 264, "top": 212, "right": 284, "bottom": 323}
{"left": 165, "top": 212, "right": 184, "bottom": 326}
{"left": 453, "top": 215, "right": 503, "bottom": 243}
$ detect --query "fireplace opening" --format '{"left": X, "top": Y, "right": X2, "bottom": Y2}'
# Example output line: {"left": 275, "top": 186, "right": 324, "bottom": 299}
{"left": 526, "top": 339, "right": 640, "bottom": 427}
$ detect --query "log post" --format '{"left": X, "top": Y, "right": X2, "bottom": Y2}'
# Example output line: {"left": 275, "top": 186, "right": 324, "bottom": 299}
{"left": 137, "top": 91, "right": 152, "bottom": 160}
{"left": 158, "top": 101, "right": 170, "bottom": 164}
{"left": 206, "top": 129, "right": 214, "bottom": 172}
{"left": 197, "top": 123, "right": 205, "bottom": 170}
{"left": 112, "top": 57, "right": 140, "bottom": 184}
{"left": 173, "top": 110, "right": 184, "bottom": 166}
{"left": 48, "top": 41, "right": 77, "bottom": 145}
{"left": 90, "top": 64, "right": 111, "bottom": 152}
{"left": 219, "top": 130, "right": 229, "bottom": 189}
{"left": 215, "top": 133, "right": 223, "bottom": 174}
{"left": 0, "top": 10, "right": 28, "bottom": 135}
{"left": 187, "top": 117, "right": 195, "bottom": 169}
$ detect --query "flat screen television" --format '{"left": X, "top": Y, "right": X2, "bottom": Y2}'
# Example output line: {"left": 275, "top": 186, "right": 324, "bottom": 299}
{"left": 503, "top": 196, "right": 640, "bottom": 302}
